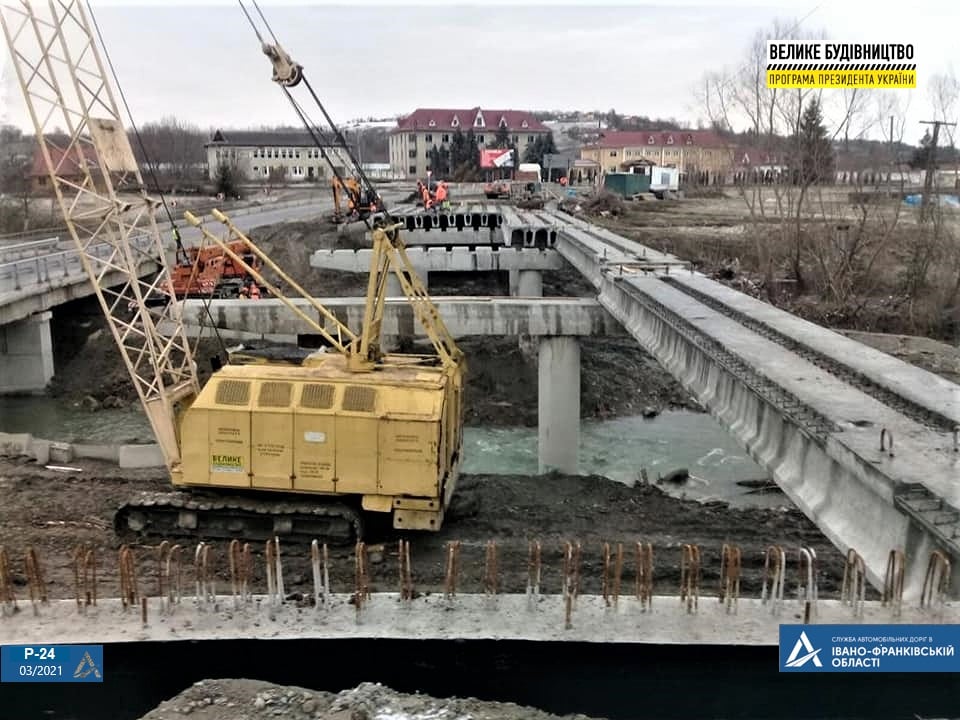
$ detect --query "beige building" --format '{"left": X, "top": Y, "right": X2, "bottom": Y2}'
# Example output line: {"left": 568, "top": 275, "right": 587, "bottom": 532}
{"left": 580, "top": 130, "right": 735, "bottom": 183}
{"left": 389, "top": 108, "right": 550, "bottom": 179}
{"left": 205, "top": 130, "right": 351, "bottom": 182}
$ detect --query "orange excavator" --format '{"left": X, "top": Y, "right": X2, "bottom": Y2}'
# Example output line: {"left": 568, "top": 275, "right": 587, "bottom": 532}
{"left": 331, "top": 175, "right": 376, "bottom": 223}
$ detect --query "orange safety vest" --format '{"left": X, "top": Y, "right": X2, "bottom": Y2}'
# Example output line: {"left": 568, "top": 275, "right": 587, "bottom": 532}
{"left": 436, "top": 184, "right": 447, "bottom": 202}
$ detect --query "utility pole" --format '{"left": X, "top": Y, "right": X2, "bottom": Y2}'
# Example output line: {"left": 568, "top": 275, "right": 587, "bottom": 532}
{"left": 919, "top": 119, "right": 957, "bottom": 219}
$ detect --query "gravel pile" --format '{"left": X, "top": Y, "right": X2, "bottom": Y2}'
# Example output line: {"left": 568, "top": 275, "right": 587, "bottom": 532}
{"left": 139, "top": 679, "right": 602, "bottom": 720}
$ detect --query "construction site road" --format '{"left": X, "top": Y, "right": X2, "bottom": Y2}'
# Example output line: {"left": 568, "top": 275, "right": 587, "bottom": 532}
{"left": 0, "top": 457, "right": 851, "bottom": 603}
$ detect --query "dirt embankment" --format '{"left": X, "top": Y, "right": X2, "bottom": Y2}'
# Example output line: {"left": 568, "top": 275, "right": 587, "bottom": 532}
{"left": 0, "top": 457, "right": 849, "bottom": 601}
{"left": 141, "top": 679, "right": 599, "bottom": 720}
{"left": 47, "top": 219, "right": 700, "bottom": 424}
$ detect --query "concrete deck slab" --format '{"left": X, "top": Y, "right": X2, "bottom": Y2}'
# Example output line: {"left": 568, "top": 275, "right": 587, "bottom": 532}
{"left": 3, "top": 594, "right": 954, "bottom": 646}
{"left": 670, "top": 273, "right": 960, "bottom": 427}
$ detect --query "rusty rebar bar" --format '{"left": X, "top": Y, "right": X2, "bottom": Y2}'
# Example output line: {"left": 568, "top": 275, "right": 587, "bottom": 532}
{"left": 444, "top": 540, "right": 461, "bottom": 600}
{"left": 921, "top": 549, "right": 950, "bottom": 614}
{"left": 194, "top": 542, "right": 215, "bottom": 605}
{"left": 398, "top": 539, "right": 413, "bottom": 602}
{"left": 119, "top": 545, "right": 138, "bottom": 609}
{"left": 840, "top": 548, "right": 866, "bottom": 617}
{"left": 265, "top": 537, "right": 285, "bottom": 606}
{"left": 163, "top": 544, "right": 182, "bottom": 609}
{"left": 761, "top": 545, "right": 786, "bottom": 614}
{"left": 719, "top": 543, "right": 741, "bottom": 614}
{"left": 311, "top": 540, "right": 329, "bottom": 608}
{"left": 526, "top": 540, "right": 541, "bottom": 603}
{"left": 680, "top": 544, "right": 700, "bottom": 613}
{"left": 797, "top": 546, "right": 818, "bottom": 622}
{"left": 354, "top": 541, "right": 369, "bottom": 617}
{"left": 883, "top": 548, "right": 905, "bottom": 617}
{"left": 157, "top": 541, "right": 170, "bottom": 599}
{"left": 635, "top": 542, "right": 653, "bottom": 611}
{"left": 25, "top": 546, "right": 46, "bottom": 615}
{"left": 0, "top": 546, "right": 15, "bottom": 615}
{"left": 483, "top": 541, "right": 498, "bottom": 596}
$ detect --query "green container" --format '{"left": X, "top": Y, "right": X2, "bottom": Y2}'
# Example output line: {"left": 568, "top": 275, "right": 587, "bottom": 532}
{"left": 603, "top": 172, "right": 650, "bottom": 197}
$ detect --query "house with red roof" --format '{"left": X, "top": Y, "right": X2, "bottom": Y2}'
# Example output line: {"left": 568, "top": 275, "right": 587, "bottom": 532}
{"left": 29, "top": 142, "right": 101, "bottom": 193}
{"left": 579, "top": 130, "right": 736, "bottom": 184}
{"left": 389, "top": 108, "right": 550, "bottom": 179}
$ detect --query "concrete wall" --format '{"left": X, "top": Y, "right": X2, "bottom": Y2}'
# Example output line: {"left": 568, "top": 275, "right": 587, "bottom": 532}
{"left": 0, "top": 431, "right": 164, "bottom": 468}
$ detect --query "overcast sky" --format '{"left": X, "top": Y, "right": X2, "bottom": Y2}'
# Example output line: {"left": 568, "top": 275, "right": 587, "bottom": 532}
{"left": 1, "top": 0, "right": 957, "bottom": 144}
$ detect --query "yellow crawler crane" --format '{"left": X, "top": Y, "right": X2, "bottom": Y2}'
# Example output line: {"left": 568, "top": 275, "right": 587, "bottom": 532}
{"left": 1, "top": 0, "right": 465, "bottom": 544}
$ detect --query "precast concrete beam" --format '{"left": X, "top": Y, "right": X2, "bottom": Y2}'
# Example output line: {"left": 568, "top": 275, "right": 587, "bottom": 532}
{"left": 312, "top": 247, "right": 564, "bottom": 274}
{"left": 539, "top": 336, "right": 580, "bottom": 474}
{"left": 174, "top": 297, "right": 627, "bottom": 340}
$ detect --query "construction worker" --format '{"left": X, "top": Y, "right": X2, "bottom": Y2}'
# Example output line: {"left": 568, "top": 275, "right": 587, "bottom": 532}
{"left": 435, "top": 181, "right": 448, "bottom": 209}
{"left": 249, "top": 283, "right": 261, "bottom": 300}
{"left": 239, "top": 283, "right": 250, "bottom": 299}
{"left": 421, "top": 182, "right": 433, "bottom": 209}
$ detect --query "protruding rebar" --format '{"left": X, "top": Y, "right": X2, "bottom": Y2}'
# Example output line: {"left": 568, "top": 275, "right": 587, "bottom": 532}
{"left": 797, "top": 546, "right": 818, "bottom": 622}
{"left": 921, "top": 549, "right": 950, "bottom": 615}
{"left": 680, "top": 544, "right": 700, "bottom": 614}
{"left": 526, "top": 540, "right": 541, "bottom": 604}
{"left": 483, "top": 540, "right": 498, "bottom": 597}
{"left": 119, "top": 545, "right": 138, "bottom": 610}
{"left": 265, "top": 537, "right": 285, "bottom": 606}
{"left": 311, "top": 540, "right": 329, "bottom": 608}
{"left": 761, "top": 545, "right": 786, "bottom": 615}
{"left": 398, "top": 539, "right": 413, "bottom": 603}
{"left": 840, "top": 548, "right": 866, "bottom": 617}
{"left": 25, "top": 546, "right": 46, "bottom": 615}
{"left": 157, "top": 541, "right": 170, "bottom": 600}
{"left": 562, "top": 541, "right": 581, "bottom": 629}
{"left": 444, "top": 540, "right": 461, "bottom": 601}
{"left": 883, "top": 548, "right": 905, "bottom": 617}
{"left": 163, "top": 544, "right": 182, "bottom": 610}
{"left": 354, "top": 541, "right": 370, "bottom": 618}
{"left": 635, "top": 542, "right": 653, "bottom": 611}
{"left": 719, "top": 543, "right": 741, "bottom": 614}
{"left": 0, "top": 546, "right": 15, "bottom": 615}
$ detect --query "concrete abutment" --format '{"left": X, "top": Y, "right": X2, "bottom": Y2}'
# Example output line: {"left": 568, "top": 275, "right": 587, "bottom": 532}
{"left": 0, "top": 311, "right": 54, "bottom": 394}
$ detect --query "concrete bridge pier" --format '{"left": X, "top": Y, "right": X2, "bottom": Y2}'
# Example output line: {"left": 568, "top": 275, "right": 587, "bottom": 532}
{"left": 508, "top": 270, "right": 543, "bottom": 298}
{"left": 512, "top": 270, "right": 543, "bottom": 358}
{"left": 538, "top": 336, "right": 580, "bottom": 475}
{"left": 0, "top": 311, "right": 55, "bottom": 394}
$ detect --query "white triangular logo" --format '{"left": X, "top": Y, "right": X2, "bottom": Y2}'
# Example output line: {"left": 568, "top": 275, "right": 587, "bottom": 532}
{"left": 73, "top": 651, "right": 102, "bottom": 679}
{"left": 785, "top": 631, "right": 823, "bottom": 667}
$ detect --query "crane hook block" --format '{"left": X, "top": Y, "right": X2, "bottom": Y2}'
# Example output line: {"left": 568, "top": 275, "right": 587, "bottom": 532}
{"left": 262, "top": 42, "right": 303, "bottom": 87}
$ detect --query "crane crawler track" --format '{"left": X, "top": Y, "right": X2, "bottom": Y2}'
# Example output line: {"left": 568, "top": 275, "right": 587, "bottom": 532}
{"left": 114, "top": 491, "right": 363, "bottom": 545}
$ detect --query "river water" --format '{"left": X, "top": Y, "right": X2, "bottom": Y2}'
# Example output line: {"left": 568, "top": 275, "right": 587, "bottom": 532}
{"left": 0, "top": 396, "right": 780, "bottom": 507}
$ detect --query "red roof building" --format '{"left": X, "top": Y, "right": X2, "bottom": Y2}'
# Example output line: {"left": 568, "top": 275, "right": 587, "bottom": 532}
{"left": 29, "top": 143, "right": 101, "bottom": 191}
{"left": 389, "top": 107, "right": 551, "bottom": 179}
{"left": 580, "top": 129, "right": 736, "bottom": 182}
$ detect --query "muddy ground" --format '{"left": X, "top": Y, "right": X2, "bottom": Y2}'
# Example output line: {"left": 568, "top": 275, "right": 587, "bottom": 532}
{"left": 140, "top": 679, "right": 599, "bottom": 720}
{"left": 0, "top": 456, "right": 852, "bottom": 602}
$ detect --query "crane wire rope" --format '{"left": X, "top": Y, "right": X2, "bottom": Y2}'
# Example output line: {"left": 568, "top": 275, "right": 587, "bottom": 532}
{"left": 237, "top": 0, "right": 387, "bottom": 229}
{"left": 85, "top": 0, "right": 228, "bottom": 359}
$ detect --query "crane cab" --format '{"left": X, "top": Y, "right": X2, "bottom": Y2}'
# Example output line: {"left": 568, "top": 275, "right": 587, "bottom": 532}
{"left": 176, "top": 353, "right": 464, "bottom": 531}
